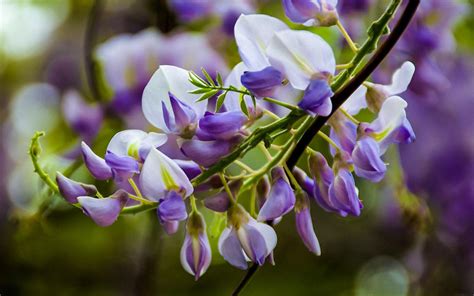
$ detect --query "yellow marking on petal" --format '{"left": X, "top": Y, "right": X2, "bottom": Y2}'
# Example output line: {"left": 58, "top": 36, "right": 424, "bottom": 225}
{"left": 127, "top": 142, "right": 140, "bottom": 159}
{"left": 161, "top": 165, "right": 179, "bottom": 190}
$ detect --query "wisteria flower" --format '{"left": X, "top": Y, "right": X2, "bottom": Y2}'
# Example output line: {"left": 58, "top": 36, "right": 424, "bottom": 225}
{"left": 283, "top": 0, "right": 339, "bottom": 27}
{"left": 218, "top": 204, "right": 277, "bottom": 269}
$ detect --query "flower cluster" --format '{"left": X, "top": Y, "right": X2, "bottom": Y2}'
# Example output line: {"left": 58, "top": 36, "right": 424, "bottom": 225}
{"left": 51, "top": 1, "right": 415, "bottom": 281}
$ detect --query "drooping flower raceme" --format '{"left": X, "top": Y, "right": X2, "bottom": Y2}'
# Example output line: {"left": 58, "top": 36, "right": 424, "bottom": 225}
{"left": 48, "top": 6, "right": 417, "bottom": 282}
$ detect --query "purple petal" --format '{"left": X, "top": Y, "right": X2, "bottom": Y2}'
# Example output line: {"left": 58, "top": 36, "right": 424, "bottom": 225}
{"left": 77, "top": 196, "right": 123, "bottom": 227}
{"left": 203, "top": 191, "right": 231, "bottom": 212}
{"left": 157, "top": 191, "right": 188, "bottom": 222}
{"left": 105, "top": 150, "right": 140, "bottom": 182}
{"left": 163, "top": 220, "right": 180, "bottom": 235}
{"left": 181, "top": 233, "right": 212, "bottom": 280}
{"left": 239, "top": 219, "right": 276, "bottom": 265}
{"left": 329, "top": 169, "right": 361, "bottom": 216}
{"left": 62, "top": 90, "right": 103, "bottom": 141}
{"left": 218, "top": 228, "right": 248, "bottom": 270}
{"left": 298, "top": 79, "right": 333, "bottom": 116}
{"left": 241, "top": 66, "right": 283, "bottom": 97}
{"left": 295, "top": 192, "right": 321, "bottom": 255}
{"left": 173, "top": 159, "right": 202, "bottom": 180}
{"left": 179, "top": 138, "right": 235, "bottom": 167}
{"left": 169, "top": 92, "right": 198, "bottom": 135}
{"left": 80, "top": 142, "right": 113, "bottom": 180}
{"left": 257, "top": 178, "right": 296, "bottom": 221}
{"left": 197, "top": 111, "right": 247, "bottom": 140}
{"left": 283, "top": 0, "right": 320, "bottom": 23}
{"left": 308, "top": 152, "right": 337, "bottom": 212}
{"left": 56, "top": 172, "right": 97, "bottom": 204}
{"left": 352, "top": 137, "right": 387, "bottom": 182}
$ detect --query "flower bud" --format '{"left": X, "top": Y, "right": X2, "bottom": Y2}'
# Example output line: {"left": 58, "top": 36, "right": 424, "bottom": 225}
{"left": 56, "top": 172, "right": 97, "bottom": 204}
{"left": 352, "top": 136, "right": 387, "bottom": 182}
{"left": 257, "top": 167, "right": 296, "bottom": 221}
{"left": 180, "top": 211, "right": 212, "bottom": 280}
{"left": 295, "top": 191, "right": 321, "bottom": 255}
{"left": 80, "top": 142, "right": 113, "bottom": 180}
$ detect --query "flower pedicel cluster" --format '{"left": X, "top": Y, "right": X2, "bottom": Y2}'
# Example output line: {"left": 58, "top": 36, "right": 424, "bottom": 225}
{"left": 38, "top": 0, "right": 416, "bottom": 282}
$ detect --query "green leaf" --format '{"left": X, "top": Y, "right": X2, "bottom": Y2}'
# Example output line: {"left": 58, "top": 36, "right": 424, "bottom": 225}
{"left": 189, "top": 88, "right": 212, "bottom": 94}
{"left": 239, "top": 93, "right": 249, "bottom": 117}
{"left": 215, "top": 91, "right": 227, "bottom": 112}
{"left": 196, "top": 89, "right": 219, "bottom": 102}
{"left": 189, "top": 71, "right": 208, "bottom": 87}
{"left": 216, "top": 72, "right": 223, "bottom": 86}
{"left": 251, "top": 95, "right": 257, "bottom": 110}
{"left": 201, "top": 68, "right": 216, "bottom": 86}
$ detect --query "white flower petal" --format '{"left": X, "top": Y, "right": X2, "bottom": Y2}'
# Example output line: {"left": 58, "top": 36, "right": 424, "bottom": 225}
{"left": 235, "top": 14, "right": 289, "bottom": 70}
{"left": 139, "top": 147, "right": 193, "bottom": 201}
{"left": 223, "top": 62, "right": 253, "bottom": 112}
{"left": 342, "top": 85, "right": 368, "bottom": 115}
{"left": 142, "top": 65, "right": 205, "bottom": 132}
{"left": 267, "top": 30, "right": 336, "bottom": 90}
{"left": 107, "top": 129, "right": 147, "bottom": 156}
{"left": 384, "top": 61, "right": 415, "bottom": 95}
{"left": 248, "top": 218, "right": 277, "bottom": 254}
{"left": 370, "top": 96, "right": 408, "bottom": 140}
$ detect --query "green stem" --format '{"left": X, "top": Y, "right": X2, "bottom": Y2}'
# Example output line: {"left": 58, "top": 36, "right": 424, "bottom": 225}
{"left": 262, "top": 97, "right": 300, "bottom": 111}
{"left": 317, "top": 131, "right": 340, "bottom": 150}
{"left": 29, "top": 131, "right": 59, "bottom": 193}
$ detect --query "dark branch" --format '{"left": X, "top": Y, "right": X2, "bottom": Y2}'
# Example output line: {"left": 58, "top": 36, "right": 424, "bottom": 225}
{"left": 232, "top": 1, "right": 420, "bottom": 295}
{"left": 84, "top": 0, "right": 104, "bottom": 102}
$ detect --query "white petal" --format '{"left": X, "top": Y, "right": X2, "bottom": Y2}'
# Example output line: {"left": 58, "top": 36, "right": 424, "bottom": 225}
{"left": 139, "top": 147, "right": 193, "bottom": 201}
{"left": 223, "top": 62, "right": 252, "bottom": 112}
{"left": 370, "top": 96, "right": 408, "bottom": 140}
{"left": 107, "top": 129, "right": 147, "bottom": 156}
{"left": 248, "top": 218, "right": 277, "bottom": 254}
{"left": 234, "top": 14, "right": 289, "bottom": 70}
{"left": 180, "top": 235, "right": 194, "bottom": 276}
{"left": 267, "top": 30, "right": 336, "bottom": 90}
{"left": 342, "top": 85, "right": 367, "bottom": 115}
{"left": 384, "top": 61, "right": 415, "bottom": 95}
{"left": 142, "top": 65, "right": 205, "bottom": 132}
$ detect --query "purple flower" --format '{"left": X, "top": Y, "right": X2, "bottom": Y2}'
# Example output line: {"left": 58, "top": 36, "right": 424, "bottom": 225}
{"left": 179, "top": 137, "right": 238, "bottom": 167}
{"left": 157, "top": 190, "right": 188, "bottom": 224}
{"left": 80, "top": 142, "right": 113, "bottom": 180}
{"left": 162, "top": 93, "right": 198, "bottom": 138}
{"left": 328, "top": 111, "right": 357, "bottom": 154}
{"left": 170, "top": 0, "right": 212, "bottom": 22}
{"left": 294, "top": 191, "right": 321, "bottom": 255}
{"left": 56, "top": 172, "right": 97, "bottom": 204}
{"left": 173, "top": 159, "right": 202, "bottom": 180}
{"left": 308, "top": 152, "right": 337, "bottom": 212}
{"left": 77, "top": 190, "right": 129, "bottom": 227}
{"left": 203, "top": 180, "right": 241, "bottom": 213}
{"left": 328, "top": 167, "right": 361, "bottom": 217}
{"left": 180, "top": 211, "right": 212, "bottom": 280}
{"left": 282, "top": 0, "right": 339, "bottom": 27}
{"left": 298, "top": 79, "right": 333, "bottom": 116}
{"left": 257, "top": 168, "right": 296, "bottom": 221}
{"left": 218, "top": 204, "right": 277, "bottom": 269}
{"left": 140, "top": 147, "right": 193, "bottom": 201}
{"left": 352, "top": 136, "right": 387, "bottom": 182}
{"left": 62, "top": 90, "right": 103, "bottom": 141}
{"left": 241, "top": 66, "right": 283, "bottom": 97}
{"left": 104, "top": 151, "right": 140, "bottom": 182}
{"left": 197, "top": 111, "right": 247, "bottom": 141}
